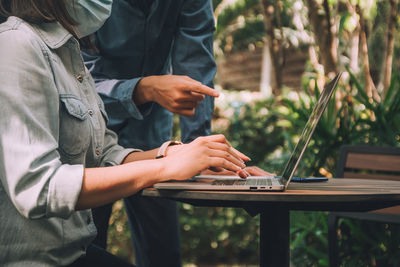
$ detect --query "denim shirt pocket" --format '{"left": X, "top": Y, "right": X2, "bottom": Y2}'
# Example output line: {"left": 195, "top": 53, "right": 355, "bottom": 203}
{"left": 59, "top": 94, "right": 91, "bottom": 158}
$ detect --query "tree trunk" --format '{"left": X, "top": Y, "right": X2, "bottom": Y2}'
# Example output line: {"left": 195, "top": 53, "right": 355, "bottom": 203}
{"left": 260, "top": 42, "right": 273, "bottom": 97}
{"left": 356, "top": 4, "right": 380, "bottom": 103}
{"left": 344, "top": 1, "right": 360, "bottom": 74}
{"left": 379, "top": 0, "right": 398, "bottom": 96}
{"left": 349, "top": 30, "right": 360, "bottom": 73}
{"left": 306, "top": 0, "right": 337, "bottom": 75}
{"left": 261, "top": 0, "right": 283, "bottom": 95}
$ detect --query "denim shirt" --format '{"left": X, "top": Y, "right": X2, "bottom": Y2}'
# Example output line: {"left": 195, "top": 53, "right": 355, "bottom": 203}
{"left": 83, "top": 0, "right": 216, "bottom": 150}
{"left": 0, "top": 17, "right": 136, "bottom": 266}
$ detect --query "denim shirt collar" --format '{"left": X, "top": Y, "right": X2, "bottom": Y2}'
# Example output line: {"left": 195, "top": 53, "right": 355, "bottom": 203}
{"left": 31, "top": 21, "right": 73, "bottom": 49}
{"left": 10, "top": 16, "right": 73, "bottom": 49}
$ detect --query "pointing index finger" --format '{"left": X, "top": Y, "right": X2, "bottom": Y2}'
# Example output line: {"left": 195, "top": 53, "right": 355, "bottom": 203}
{"left": 191, "top": 83, "right": 220, "bottom": 98}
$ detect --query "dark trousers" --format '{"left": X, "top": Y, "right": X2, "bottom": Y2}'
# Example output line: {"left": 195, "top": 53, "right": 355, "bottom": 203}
{"left": 92, "top": 195, "right": 182, "bottom": 267}
{"left": 68, "top": 244, "right": 134, "bottom": 267}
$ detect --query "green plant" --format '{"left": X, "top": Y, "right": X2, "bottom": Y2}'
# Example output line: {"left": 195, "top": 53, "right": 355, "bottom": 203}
{"left": 206, "top": 71, "right": 400, "bottom": 266}
{"left": 277, "top": 71, "right": 400, "bottom": 178}
{"left": 223, "top": 98, "right": 284, "bottom": 168}
{"left": 349, "top": 71, "right": 400, "bottom": 146}
{"left": 330, "top": 72, "right": 400, "bottom": 266}
{"left": 337, "top": 219, "right": 400, "bottom": 266}
{"left": 107, "top": 200, "right": 134, "bottom": 263}
{"left": 179, "top": 204, "right": 260, "bottom": 265}
{"left": 278, "top": 75, "right": 357, "bottom": 177}
{"left": 290, "top": 211, "right": 329, "bottom": 267}
{"left": 106, "top": 71, "right": 400, "bottom": 266}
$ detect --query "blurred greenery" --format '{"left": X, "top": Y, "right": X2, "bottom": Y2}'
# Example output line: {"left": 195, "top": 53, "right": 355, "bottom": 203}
{"left": 104, "top": 0, "right": 400, "bottom": 266}
{"left": 107, "top": 201, "right": 134, "bottom": 263}
{"left": 336, "top": 219, "right": 400, "bottom": 267}
{"left": 108, "top": 71, "right": 400, "bottom": 266}
{"left": 179, "top": 204, "right": 260, "bottom": 265}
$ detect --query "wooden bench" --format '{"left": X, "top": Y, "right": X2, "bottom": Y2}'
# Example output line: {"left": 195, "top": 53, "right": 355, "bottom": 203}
{"left": 328, "top": 145, "right": 400, "bottom": 267}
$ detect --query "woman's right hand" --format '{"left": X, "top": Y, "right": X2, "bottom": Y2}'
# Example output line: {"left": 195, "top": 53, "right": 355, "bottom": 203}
{"left": 160, "top": 134, "right": 250, "bottom": 181}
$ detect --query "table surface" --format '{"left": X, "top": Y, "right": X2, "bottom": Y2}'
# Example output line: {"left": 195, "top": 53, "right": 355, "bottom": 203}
{"left": 141, "top": 178, "right": 400, "bottom": 267}
{"left": 141, "top": 178, "right": 400, "bottom": 212}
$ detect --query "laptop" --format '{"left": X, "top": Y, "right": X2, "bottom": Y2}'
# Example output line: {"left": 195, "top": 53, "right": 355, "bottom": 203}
{"left": 154, "top": 73, "right": 342, "bottom": 191}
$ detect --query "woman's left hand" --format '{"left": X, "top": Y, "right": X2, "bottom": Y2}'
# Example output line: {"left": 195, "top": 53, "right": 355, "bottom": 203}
{"left": 160, "top": 134, "right": 250, "bottom": 180}
{"left": 200, "top": 166, "right": 274, "bottom": 177}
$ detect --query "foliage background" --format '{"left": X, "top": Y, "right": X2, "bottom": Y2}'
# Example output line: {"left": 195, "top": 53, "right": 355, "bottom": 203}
{"left": 107, "top": 75, "right": 400, "bottom": 266}
{"left": 105, "top": 0, "right": 400, "bottom": 266}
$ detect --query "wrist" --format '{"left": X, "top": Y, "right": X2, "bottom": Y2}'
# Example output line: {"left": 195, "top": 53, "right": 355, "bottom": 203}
{"left": 156, "top": 140, "right": 183, "bottom": 159}
{"left": 133, "top": 77, "right": 154, "bottom": 105}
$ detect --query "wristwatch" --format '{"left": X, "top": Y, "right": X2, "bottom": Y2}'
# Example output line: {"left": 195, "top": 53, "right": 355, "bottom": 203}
{"left": 156, "top": 140, "right": 183, "bottom": 159}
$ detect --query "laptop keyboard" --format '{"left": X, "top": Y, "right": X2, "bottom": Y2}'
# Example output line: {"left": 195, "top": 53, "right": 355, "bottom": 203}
{"left": 212, "top": 179, "right": 244, "bottom": 185}
{"left": 211, "top": 178, "right": 274, "bottom": 186}
{"left": 245, "top": 178, "right": 273, "bottom": 186}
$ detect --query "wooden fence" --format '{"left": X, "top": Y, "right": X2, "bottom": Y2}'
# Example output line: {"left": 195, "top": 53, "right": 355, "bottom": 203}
{"left": 216, "top": 46, "right": 308, "bottom": 91}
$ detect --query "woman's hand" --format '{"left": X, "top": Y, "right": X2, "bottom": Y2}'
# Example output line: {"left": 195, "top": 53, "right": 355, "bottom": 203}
{"left": 200, "top": 166, "right": 274, "bottom": 177}
{"left": 77, "top": 135, "right": 251, "bottom": 209}
{"left": 160, "top": 134, "right": 250, "bottom": 181}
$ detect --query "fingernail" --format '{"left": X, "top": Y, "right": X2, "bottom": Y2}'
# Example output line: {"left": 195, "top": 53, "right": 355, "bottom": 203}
{"left": 238, "top": 170, "right": 247, "bottom": 179}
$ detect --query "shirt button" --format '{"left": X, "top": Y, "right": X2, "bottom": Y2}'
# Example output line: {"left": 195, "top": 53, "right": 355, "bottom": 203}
{"left": 77, "top": 74, "right": 84, "bottom": 83}
{"left": 88, "top": 109, "right": 94, "bottom": 116}
{"left": 95, "top": 149, "right": 101, "bottom": 156}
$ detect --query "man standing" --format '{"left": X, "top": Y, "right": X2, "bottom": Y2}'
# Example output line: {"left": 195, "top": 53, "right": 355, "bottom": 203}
{"left": 84, "top": 0, "right": 217, "bottom": 266}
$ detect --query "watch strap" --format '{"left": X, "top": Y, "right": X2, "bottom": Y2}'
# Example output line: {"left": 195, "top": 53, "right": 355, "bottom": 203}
{"left": 156, "top": 140, "right": 182, "bottom": 159}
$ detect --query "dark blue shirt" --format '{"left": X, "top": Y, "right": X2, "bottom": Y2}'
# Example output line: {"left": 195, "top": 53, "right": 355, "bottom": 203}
{"left": 84, "top": 0, "right": 216, "bottom": 150}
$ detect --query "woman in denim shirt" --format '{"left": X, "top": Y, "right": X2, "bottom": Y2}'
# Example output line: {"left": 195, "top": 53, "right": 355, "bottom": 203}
{"left": 0, "top": 0, "right": 250, "bottom": 266}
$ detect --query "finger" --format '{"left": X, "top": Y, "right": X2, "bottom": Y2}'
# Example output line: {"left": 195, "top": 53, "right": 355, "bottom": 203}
{"left": 236, "top": 169, "right": 250, "bottom": 179}
{"left": 177, "top": 91, "right": 205, "bottom": 102}
{"left": 216, "top": 139, "right": 251, "bottom": 162}
{"left": 201, "top": 168, "right": 237, "bottom": 176}
{"left": 174, "top": 108, "right": 195, "bottom": 117}
{"left": 206, "top": 148, "right": 246, "bottom": 169}
{"left": 201, "top": 134, "right": 231, "bottom": 145}
{"left": 206, "top": 142, "right": 245, "bottom": 165}
{"left": 200, "top": 135, "right": 251, "bottom": 161}
{"left": 209, "top": 157, "right": 244, "bottom": 173}
{"left": 245, "top": 166, "right": 274, "bottom": 176}
{"left": 190, "top": 83, "right": 219, "bottom": 98}
{"left": 189, "top": 91, "right": 206, "bottom": 101}
{"left": 231, "top": 146, "right": 251, "bottom": 162}
{"left": 217, "top": 168, "right": 237, "bottom": 175}
{"left": 208, "top": 167, "right": 224, "bottom": 172}
{"left": 172, "top": 101, "right": 199, "bottom": 109}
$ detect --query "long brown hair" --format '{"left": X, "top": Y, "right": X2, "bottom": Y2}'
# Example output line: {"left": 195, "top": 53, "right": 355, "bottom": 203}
{"left": 0, "top": 0, "right": 77, "bottom": 35}
{"left": 0, "top": 0, "right": 96, "bottom": 48}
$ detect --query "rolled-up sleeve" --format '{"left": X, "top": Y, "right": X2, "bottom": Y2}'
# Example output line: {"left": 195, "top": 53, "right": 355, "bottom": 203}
{"left": 0, "top": 29, "right": 83, "bottom": 219}
{"left": 172, "top": 0, "right": 217, "bottom": 143}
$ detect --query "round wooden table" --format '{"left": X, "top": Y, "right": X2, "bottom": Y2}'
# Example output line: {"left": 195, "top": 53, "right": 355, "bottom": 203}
{"left": 141, "top": 178, "right": 400, "bottom": 267}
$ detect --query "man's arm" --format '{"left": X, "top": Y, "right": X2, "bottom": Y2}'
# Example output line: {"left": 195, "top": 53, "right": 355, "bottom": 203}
{"left": 171, "top": 0, "right": 217, "bottom": 143}
{"left": 83, "top": 52, "right": 218, "bottom": 128}
{"left": 83, "top": 52, "right": 153, "bottom": 132}
{"left": 134, "top": 74, "right": 218, "bottom": 117}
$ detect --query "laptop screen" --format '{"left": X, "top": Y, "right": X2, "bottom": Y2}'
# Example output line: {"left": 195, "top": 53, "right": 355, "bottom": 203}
{"left": 280, "top": 73, "right": 342, "bottom": 187}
